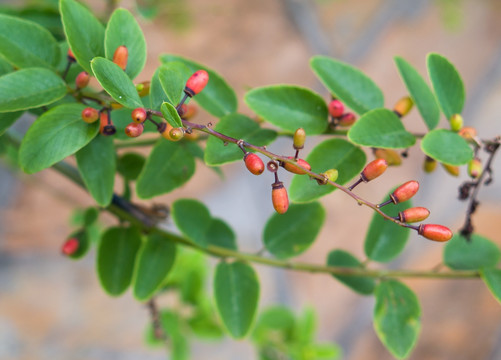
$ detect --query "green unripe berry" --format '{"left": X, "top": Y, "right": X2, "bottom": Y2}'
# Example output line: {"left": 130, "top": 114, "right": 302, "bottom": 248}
{"left": 449, "top": 114, "right": 463, "bottom": 132}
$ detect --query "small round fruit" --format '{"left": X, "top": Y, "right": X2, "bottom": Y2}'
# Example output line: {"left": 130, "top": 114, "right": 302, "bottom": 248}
{"left": 113, "top": 45, "right": 128, "bottom": 71}
{"left": 338, "top": 112, "right": 356, "bottom": 127}
{"left": 62, "top": 237, "right": 79, "bottom": 256}
{"left": 81, "top": 107, "right": 99, "bottom": 123}
{"left": 184, "top": 70, "right": 209, "bottom": 97}
{"left": 449, "top": 114, "right": 463, "bottom": 132}
{"left": 293, "top": 128, "right": 306, "bottom": 150}
{"left": 75, "top": 71, "right": 90, "bottom": 89}
{"left": 328, "top": 99, "right": 344, "bottom": 118}
{"left": 125, "top": 122, "right": 144, "bottom": 138}
{"left": 361, "top": 159, "right": 388, "bottom": 182}
{"left": 131, "top": 107, "right": 147, "bottom": 123}
{"left": 282, "top": 157, "right": 311, "bottom": 175}
{"left": 272, "top": 182, "right": 289, "bottom": 214}
{"left": 244, "top": 153, "right": 265, "bottom": 175}
{"left": 418, "top": 224, "right": 453, "bottom": 242}
{"left": 169, "top": 127, "right": 184, "bottom": 141}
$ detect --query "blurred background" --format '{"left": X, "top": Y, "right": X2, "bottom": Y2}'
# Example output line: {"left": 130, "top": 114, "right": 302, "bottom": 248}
{"left": 1, "top": 0, "right": 501, "bottom": 359}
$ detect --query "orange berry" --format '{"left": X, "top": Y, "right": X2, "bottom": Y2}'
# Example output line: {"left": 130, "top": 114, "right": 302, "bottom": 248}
{"left": 390, "top": 180, "right": 419, "bottom": 204}
{"left": 293, "top": 128, "right": 306, "bottom": 150}
{"left": 393, "top": 96, "right": 413, "bottom": 117}
{"left": 418, "top": 224, "right": 453, "bottom": 242}
{"left": 62, "top": 237, "right": 79, "bottom": 256}
{"left": 244, "top": 153, "right": 265, "bottom": 175}
{"left": 328, "top": 99, "right": 344, "bottom": 118}
{"left": 361, "top": 158, "right": 388, "bottom": 182}
{"left": 338, "top": 112, "right": 356, "bottom": 127}
{"left": 75, "top": 71, "right": 90, "bottom": 89}
{"left": 185, "top": 70, "right": 209, "bottom": 97}
{"left": 158, "top": 122, "right": 174, "bottom": 140}
{"left": 178, "top": 103, "right": 197, "bottom": 119}
{"left": 283, "top": 157, "right": 311, "bottom": 175}
{"left": 113, "top": 45, "right": 128, "bottom": 71}
{"left": 131, "top": 107, "right": 147, "bottom": 123}
{"left": 272, "top": 182, "right": 289, "bottom": 214}
{"left": 398, "top": 207, "right": 430, "bottom": 223}
{"left": 99, "top": 112, "right": 116, "bottom": 136}
{"left": 136, "top": 81, "right": 151, "bottom": 97}
{"left": 81, "top": 107, "right": 99, "bottom": 123}
{"left": 458, "top": 126, "right": 477, "bottom": 142}
{"left": 125, "top": 122, "right": 144, "bottom": 137}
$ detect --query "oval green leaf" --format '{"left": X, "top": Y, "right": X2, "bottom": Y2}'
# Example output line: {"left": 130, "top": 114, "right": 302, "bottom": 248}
{"left": 97, "top": 226, "right": 142, "bottom": 296}
{"left": 161, "top": 101, "right": 183, "bottom": 128}
{"left": 263, "top": 202, "right": 325, "bottom": 259}
{"left": 60, "top": 0, "right": 105, "bottom": 74}
{"left": 348, "top": 109, "right": 416, "bottom": 148}
{"left": 159, "top": 62, "right": 191, "bottom": 106}
{"left": 444, "top": 233, "right": 501, "bottom": 270}
{"left": 289, "top": 138, "right": 366, "bottom": 203}
{"left": 160, "top": 54, "right": 238, "bottom": 117}
{"left": 245, "top": 85, "right": 328, "bottom": 135}
{"left": 91, "top": 57, "right": 143, "bottom": 109}
{"left": 136, "top": 140, "right": 196, "bottom": 199}
{"left": 214, "top": 261, "right": 260, "bottom": 338}
{"left": 117, "top": 152, "right": 145, "bottom": 181}
{"left": 0, "top": 14, "right": 60, "bottom": 69}
{"left": 326, "top": 249, "right": 375, "bottom": 295}
{"left": 0, "top": 68, "right": 67, "bottom": 112}
{"left": 105, "top": 8, "right": 146, "bottom": 80}
{"left": 310, "top": 55, "right": 384, "bottom": 115}
{"left": 427, "top": 53, "right": 465, "bottom": 120}
{"left": 172, "top": 198, "right": 212, "bottom": 248}
{"left": 207, "top": 218, "right": 237, "bottom": 250}
{"left": 19, "top": 103, "right": 99, "bottom": 173}
{"left": 421, "top": 129, "right": 473, "bottom": 165}
{"left": 364, "top": 189, "right": 411, "bottom": 263}
{"left": 205, "top": 113, "right": 277, "bottom": 166}
{"left": 394, "top": 56, "right": 440, "bottom": 130}
{"left": 481, "top": 268, "right": 501, "bottom": 305}
{"left": 149, "top": 67, "right": 167, "bottom": 111}
{"left": 133, "top": 232, "right": 177, "bottom": 301}
{"left": 0, "top": 111, "right": 23, "bottom": 136}
{"left": 76, "top": 134, "right": 116, "bottom": 206}
{"left": 374, "top": 280, "right": 421, "bottom": 360}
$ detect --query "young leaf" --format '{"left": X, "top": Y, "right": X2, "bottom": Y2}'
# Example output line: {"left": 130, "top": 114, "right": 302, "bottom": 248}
{"left": 204, "top": 113, "right": 277, "bottom": 166}
{"left": 427, "top": 53, "right": 465, "bottom": 119}
{"left": 97, "top": 226, "right": 142, "bottom": 296}
{"left": 159, "top": 62, "right": 191, "bottom": 105}
{"left": 444, "top": 234, "right": 501, "bottom": 270}
{"left": 374, "top": 280, "right": 421, "bottom": 359}
{"left": 105, "top": 8, "right": 146, "bottom": 80}
{"left": 117, "top": 152, "right": 145, "bottom": 181}
{"left": 348, "top": 109, "right": 416, "bottom": 148}
{"left": 60, "top": 0, "right": 105, "bottom": 74}
{"left": 0, "top": 68, "right": 67, "bottom": 112}
{"left": 421, "top": 129, "right": 473, "bottom": 165}
{"left": 172, "top": 198, "right": 212, "bottom": 248}
{"left": 160, "top": 54, "right": 238, "bottom": 117}
{"left": 394, "top": 56, "right": 440, "bottom": 130}
{"left": 364, "top": 189, "right": 411, "bottom": 262}
{"left": 76, "top": 134, "right": 116, "bottom": 207}
{"left": 481, "top": 268, "right": 501, "bottom": 305}
{"left": 326, "top": 249, "right": 375, "bottom": 295}
{"left": 149, "top": 67, "right": 167, "bottom": 111}
{"left": 133, "top": 232, "right": 176, "bottom": 301}
{"left": 0, "top": 14, "right": 60, "bottom": 69}
{"left": 244, "top": 85, "right": 328, "bottom": 135}
{"left": 136, "top": 140, "right": 196, "bottom": 198}
{"left": 91, "top": 57, "right": 143, "bottom": 109}
{"left": 263, "top": 202, "right": 325, "bottom": 259}
{"left": 161, "top": 102, "right": 183, "bottom": 128}
{"left": 289, "top": 138, "right": 366, "bottom": 203}
{"left": 310, "top": 55, "right": 384, "bottom": 115}
{"left": 207, "top": 218, "right": 238, "bottom": 250}
{"left": 0, "top": 111, "right": 23, "bottom": 136}
{"left": 214, "top": 261, "right": 260, "bottom": 338}
{"left": 19, "top": 103, "right": 99, "bottom": 174}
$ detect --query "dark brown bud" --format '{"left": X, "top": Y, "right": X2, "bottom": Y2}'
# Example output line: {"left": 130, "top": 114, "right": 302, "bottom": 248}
{"left": 244, "top": 153, "right": 265, "bottom": 175}
{"left": 271, "top": 182, "right": 289, "bottom": 214}
{"left": 418, "top": 224, "right": 453, "bottom": 242}
{"left": 390, "top": 180, "right": 419, "bottom": 204}
{"left": 398, "top": 207, "right": 430, "bottom": 223}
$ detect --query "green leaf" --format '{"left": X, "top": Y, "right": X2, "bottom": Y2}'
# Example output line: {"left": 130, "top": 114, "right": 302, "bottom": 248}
{"left": 0, "top": 14, "right": 60, "bottom": 69}
{"left": 421, "top": 129, "right": 473, "bottom": 165}
{"left": 117, "top": 152, "right": 145, "bottom": 181}
{"left": 348, "top": 109, "right": 416, "bottom": 148}
{"left": 136, "top": 140, "right": 196, "bottom": 198}
{"left": 19, "top": 103, "right": 99, "bottom": 173}
{"left": 310, "top": 55, "right": 384, "bottom": 115}
{"left": 481, "top": 268, "right": 501, "bottom": 305}
{"left": 159, "top": 62, "right": 191, "bottom": 105}
{"left": 0, "top": 111, "right": 22, "bottom": 136}
{"left": 214, "top": 261, "right": 260, "bottom": 338}
{"left": 60, "top": 0, "right": 105, "bottom": 74}
{"left": 105, "top": 8, "right": 146, "bottom": 80}
{"left": 160, "top": 54, "right": 238, "bottom": 117}
{"left": 263, "top": 202, "right": 325, "bottom": 259}
{"left": 91, "top": 57, "right": 143, "bottom": 109}
{"left": 244, "top": 85, "right": 328, "bottom": 135}
{"left": 444, "top": 234, "right": 501, "bottom": 270}
{"left": 207, "top": 218, "right": 238, "bottom": 250}
{"left": 172, "top": 198, "right": 212, "bottom": 248}
{"left": 289, "top": 139, "right": 366, "bottom": 203}
{"left": 364, "top": 189, "right": 411, "bottom": 262}
{"left": 394, "top": 56, "right": 440, "bottom": 130}
{"left": 0, "top": 56, "right": 14, "bottom": 76}
{"left": 326, "top": 250, "right": 375, "bottom": 295}
{"left": 427, "top": 53, "right": 465, "bottom": 119}
{"left": 133, "top": 232, "right": 176, "bottom": 301}
{"left": 161, "top": 101, "right": 183, "bottom": 128}
{"left": 149, "top": 67, "right": 167, "bottom": 111}
{"left": 76, "top": 135, "right": 116, "bottom": 206}
{"left": 374, "top": 280, "right": 421, "bottom": 359}
{"left": 97, "top": 226, "right": 142, "bottom": 296}
{"left": 0, "top": 68, "right": 67, "bottom": 112}
{"left": 205, "top": 113, "right": 277, "bottom": 165}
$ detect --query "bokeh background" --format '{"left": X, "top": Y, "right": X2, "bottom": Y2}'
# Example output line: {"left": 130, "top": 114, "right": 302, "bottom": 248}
{"left": 1, "top": 0, "right": 501, "bottom": 359}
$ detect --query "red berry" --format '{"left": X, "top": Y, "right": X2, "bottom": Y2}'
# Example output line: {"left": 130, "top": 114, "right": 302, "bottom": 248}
{"left": 125, "top": 122, "right": 144, "bottom": 137}
{"left": 113, "top": 45, "right": 128, "bottom": 71}
{"left": 75, "top": 71, "right": 90, "bottom": 89}
{"left": 178, "top": 103, "right": 197, "bottom": 119}
{"left": 244, "top": 153, "right": 265, "bottom": 175}
{"left": 338, "top": 112, "right": 356, "bottom": 127}
{"left": 131, "top": 107, "right": 147, "bottom": 123}
{"left": 81, "top": 107, "right": 99, "bottom": 123}
{"left": 398, "top": 207, "right": 430, "bottom": 223}
{"left": 282, "top": 157, "right": 311, "bottom": 175}
{"left": 391, "top": 180, "right": 419, "bottom": 204}
{"left": 272, "top": 182, "right": 289, "bottom": 214}
{"left": 458, "top": 126, "right": 477, "bottom": 142}
{"left": 67, "top": 48, "right": 76, "bottom": 62}
{"left": 328, "top": 99, "right": 344, "bottom": 118}
{"left": 418, "top": 224, "right": 453, "bottom": 242}
{"left": 184, "top": 70, "right": 209, "bottom": 97}
{"left": 361, "top": 159, "right": 388, "bottom": 182}
{"left": 62, "top": 237, "right": 79, "bottom": 256}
